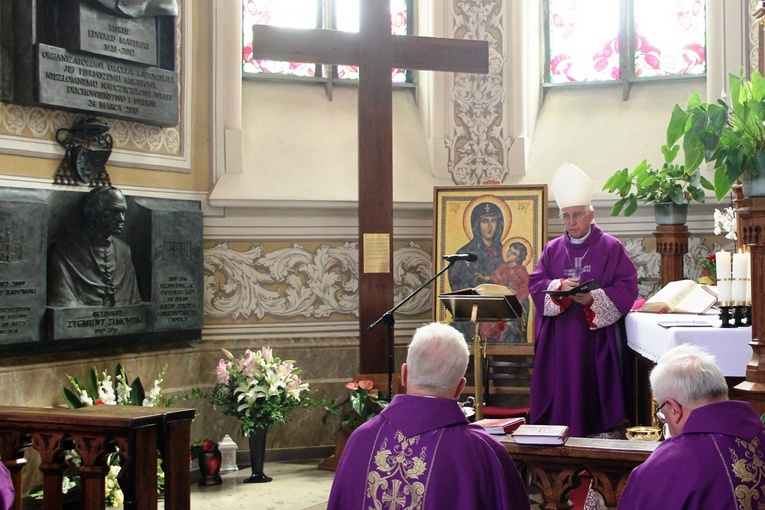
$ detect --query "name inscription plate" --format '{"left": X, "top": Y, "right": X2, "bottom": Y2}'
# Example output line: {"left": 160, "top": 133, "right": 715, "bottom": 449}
{"left": 78, "top": 4, "right": 158, "bottom": 66}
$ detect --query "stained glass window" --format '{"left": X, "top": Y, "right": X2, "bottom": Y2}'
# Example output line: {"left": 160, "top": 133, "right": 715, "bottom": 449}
{"left": 242, "top": 0, "right": 411, "bottom": 83}
{"left": 546, "top": 0, "right": 706, "bottom": 84}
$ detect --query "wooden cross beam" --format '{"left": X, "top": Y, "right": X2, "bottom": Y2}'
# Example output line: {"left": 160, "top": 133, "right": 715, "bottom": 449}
{"left": 251, "top": 2, "right": 489, "bottom": 376}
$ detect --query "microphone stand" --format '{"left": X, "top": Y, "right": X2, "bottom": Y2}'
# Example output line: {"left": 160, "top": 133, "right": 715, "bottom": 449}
{"left": 368, "top": 260, "right": 456, "bottom": 399}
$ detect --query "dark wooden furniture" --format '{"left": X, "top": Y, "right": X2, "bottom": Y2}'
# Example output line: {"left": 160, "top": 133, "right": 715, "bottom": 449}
{"left": 0, "top": 405, "right": 194, "bottom": 510}
{"left": 653, "top": 225, "right": 688, "bottom": 286}
{"left": 733, "top": 196, "right": 765, "bottom": 413}
{"left": 500, "top": 436, "right": 657, "bottom": 510}
{"left": 482, "top": 345, "right": 533, "bottom": 421}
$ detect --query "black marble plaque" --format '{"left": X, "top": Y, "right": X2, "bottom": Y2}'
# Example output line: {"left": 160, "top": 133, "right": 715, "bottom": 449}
{"left": 0, "top": 191, "right": 48, "bottom": 344}
{"left": 47, "top": 303, "right": 155, "bottom": 340}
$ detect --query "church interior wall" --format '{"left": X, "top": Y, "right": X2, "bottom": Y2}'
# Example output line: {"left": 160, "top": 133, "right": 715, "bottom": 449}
{"left": 0, "top": 0, "right": 749, "bottom": 469}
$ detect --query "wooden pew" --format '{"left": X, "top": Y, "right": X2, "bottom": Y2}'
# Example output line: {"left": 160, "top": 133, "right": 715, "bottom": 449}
{"left": 500, "top": 436, "right": 657, "bottom": 510}
{"left": 0, "top": 405, "right": 194, "bottom": 510}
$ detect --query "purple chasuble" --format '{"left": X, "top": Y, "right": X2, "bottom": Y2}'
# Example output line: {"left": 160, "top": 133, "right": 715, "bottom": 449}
{"left": 619, "top": 400, "right": 765, "bottom": 509}
{"left": 327, "top": 394, "right": 530, "bottom": 510}
{"left": 0, "top": 462, "right": 13, "bottom": 510}
{"left": 528, "top": 224, "right": 637, "bottom": 437}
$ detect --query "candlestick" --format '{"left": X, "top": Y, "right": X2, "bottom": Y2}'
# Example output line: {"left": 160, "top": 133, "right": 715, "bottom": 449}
{"left": 733, "top": 252, "right": 748, "bottom": 303}
{"left": 716, "top": 250, "right": 732, "bottom": 304}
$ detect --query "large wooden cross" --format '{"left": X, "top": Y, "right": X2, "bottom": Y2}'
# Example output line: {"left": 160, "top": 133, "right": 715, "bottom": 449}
{"left": 251, "top": 2, "right": 488, "bottom": 377}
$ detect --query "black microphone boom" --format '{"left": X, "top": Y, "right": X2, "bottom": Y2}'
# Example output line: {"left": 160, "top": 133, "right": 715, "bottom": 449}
{"left": 443, "top": 253, "right": 478, "bottom": 262}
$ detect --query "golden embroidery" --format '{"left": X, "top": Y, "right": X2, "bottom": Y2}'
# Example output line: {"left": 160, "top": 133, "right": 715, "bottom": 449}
{"left": 727, "top": 435, "right": 765, "bottom": 509}
{"left": 365, "top": 430, "right": 431, "bottom": 510}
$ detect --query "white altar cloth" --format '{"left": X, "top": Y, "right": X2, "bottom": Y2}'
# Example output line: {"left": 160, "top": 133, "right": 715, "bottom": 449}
{"left": 625, "top": 311, "right": 753, "bottom": 377}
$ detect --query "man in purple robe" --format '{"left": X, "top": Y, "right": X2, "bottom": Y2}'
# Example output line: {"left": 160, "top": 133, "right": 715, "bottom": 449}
{"left": 618, "top": 344, "right": 765, "bottom": 509}
{"left": 529, "top": 163, "right": 638, "bottom": 438}
{"left": 0, "top": 462, "right": 13, "bottom": 510}
{"left": 327, "top": 322, "right": 530, "bottom": 510}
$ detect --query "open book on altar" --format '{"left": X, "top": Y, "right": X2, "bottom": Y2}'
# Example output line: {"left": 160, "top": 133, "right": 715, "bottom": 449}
{"left": 440, "top": 284, "right": 523, "bottom": 321}
{"left": 637, "top": 279, "right": 717, "bottom": 314}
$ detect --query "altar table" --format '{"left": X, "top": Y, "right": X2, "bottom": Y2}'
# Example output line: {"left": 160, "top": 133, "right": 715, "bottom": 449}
{"left": 625, "top": 311, "right": 752, "bottom": 376}
{"left": 625, "top": 311, "right": 752, "bottom": 425}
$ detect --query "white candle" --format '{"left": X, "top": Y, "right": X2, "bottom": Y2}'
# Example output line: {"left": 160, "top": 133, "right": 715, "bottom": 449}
{"left": 745, "top": 253, "right": 752, "bottom": 304}
{"left": 733, "top": 252, "right": 748, "bottom": 303}
{"left": 716, "top": 250, "right": 732, "bottom": 304}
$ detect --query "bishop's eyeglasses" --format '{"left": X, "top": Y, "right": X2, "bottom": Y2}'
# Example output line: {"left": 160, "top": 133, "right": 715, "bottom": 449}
{"left": 654, "top": 400, "right": 682, "bottom": 425}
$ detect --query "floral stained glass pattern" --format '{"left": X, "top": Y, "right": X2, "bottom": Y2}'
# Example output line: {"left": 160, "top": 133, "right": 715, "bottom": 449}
{"left": 242, "top": 0, "right": 319, "bottom": 77}
{"left": 547, "top": 0, "right": 706, "bottom": 83}
{"left": 242, "top": 0, "right": 410, "bottom": 82}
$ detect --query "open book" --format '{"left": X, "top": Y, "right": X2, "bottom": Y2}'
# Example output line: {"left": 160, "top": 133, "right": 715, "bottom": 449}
{"left": 637, "top": 279, "right": 717, "bottom": 314}
{"left": 440, "top": 284, "right": 523, "bottom": 320}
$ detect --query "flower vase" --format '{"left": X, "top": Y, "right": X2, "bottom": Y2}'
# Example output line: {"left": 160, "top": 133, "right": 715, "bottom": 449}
{"left": 197, "top": 448, "right": 223, "bottom": 486}
{"left": 244, "top": 428, "right": 272, "bottom": 483}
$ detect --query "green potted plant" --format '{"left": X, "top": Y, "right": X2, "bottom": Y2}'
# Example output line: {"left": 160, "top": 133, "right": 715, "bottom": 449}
{"left": 667, "top": 69, "right": 765, "bottom": 201}
{"left": 602, "top": 143, "right": 713, "bottom": 223}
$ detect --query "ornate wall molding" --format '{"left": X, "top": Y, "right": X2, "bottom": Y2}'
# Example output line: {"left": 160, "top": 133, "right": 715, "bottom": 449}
{"left": 445, "top": 0, "right": 514, "bottom": 184}
{"left": 204, "top": 241, "right": 433, "bottom": 321}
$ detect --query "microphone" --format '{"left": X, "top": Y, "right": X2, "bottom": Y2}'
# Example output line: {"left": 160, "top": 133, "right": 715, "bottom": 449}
{"left": 443, "top": 253, "right": 478, "bottom": 262}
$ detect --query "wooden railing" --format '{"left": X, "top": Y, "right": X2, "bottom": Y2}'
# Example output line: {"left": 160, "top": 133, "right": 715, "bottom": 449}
{"left": 0, "top": 405, "right": 194, "bottom": 510}
{"left": 500, "top": 436, "right": 657, "bottom": 510}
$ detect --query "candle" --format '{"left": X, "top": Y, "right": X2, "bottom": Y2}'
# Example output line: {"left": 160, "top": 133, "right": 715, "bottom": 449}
{"left": 716, "top": 250, "right": 732, "bottom": 304}
{"left": 745, "top": 252, "right": 752, "bottom": 305}
{"left": 733, "top": 252, "right": 748, "bottom": 303}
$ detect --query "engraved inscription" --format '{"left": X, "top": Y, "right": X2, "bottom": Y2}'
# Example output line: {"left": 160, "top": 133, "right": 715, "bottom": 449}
{"left": 80, "top": 12, "right": 158, "bottom": 66}
{"left": 0, "top": 228, "right": 22, "bottom": 264}
{"left": 37, "top": 44, "right": 178, "bottom": 126}
{"left": 158, "top": 276, "right": 199, "bottom": 323}
{"left": 0, "top": 306, "right": 31, "bottom": 336}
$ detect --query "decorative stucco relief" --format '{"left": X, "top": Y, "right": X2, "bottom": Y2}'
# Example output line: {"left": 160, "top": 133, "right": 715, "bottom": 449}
{"left": 204, "top": 241, "right": 433, "bottom": 321}
{"left": 445, "top": 0, "right": 514, "bottom": 185}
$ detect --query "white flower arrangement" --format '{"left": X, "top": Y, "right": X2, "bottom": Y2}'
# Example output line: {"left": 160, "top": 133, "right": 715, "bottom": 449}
{"left": 713, "top": 207, "right": 738, "bottom": 241}
{"left": 209, "top": 347, "right": 311, "bottom": 435}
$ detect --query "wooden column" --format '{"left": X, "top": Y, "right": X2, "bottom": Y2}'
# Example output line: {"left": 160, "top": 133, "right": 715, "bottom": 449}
{"left": 733, "top": 197, "right": 765, "bottom": 415}
{"left": 653, "top": 225, "right": 688, "bottom": 286}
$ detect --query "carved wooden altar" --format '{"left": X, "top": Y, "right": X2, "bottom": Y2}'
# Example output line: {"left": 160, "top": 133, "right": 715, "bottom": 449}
{"left": 501, "top": 436, "right": 657, "bottom": 510}
{"left": 653, "top": 225, "right": 688, "bottom": 286}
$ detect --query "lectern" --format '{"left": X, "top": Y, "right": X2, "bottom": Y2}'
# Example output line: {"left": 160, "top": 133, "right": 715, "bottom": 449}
{"left": 439, "top": 293, "right": 522, "bottom": 420}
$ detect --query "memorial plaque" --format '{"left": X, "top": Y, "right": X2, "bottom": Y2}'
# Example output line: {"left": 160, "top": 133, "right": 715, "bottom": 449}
{"left": 74, "top": 3, "right": 158, "bottom": 66}
{"left": 133, "top": 203, "right": 203, "bottom": 331}
{"left": 0, "top": 191, "right": 48, "bottom": 344}
{"left": 0, "top": 0, "right": 179, "bottom": 126}
{"left": 37, "top": 43, "right": 178, "bottom": 126}
{"left": 47, "top": 303, "right": 154, "bottom": 340}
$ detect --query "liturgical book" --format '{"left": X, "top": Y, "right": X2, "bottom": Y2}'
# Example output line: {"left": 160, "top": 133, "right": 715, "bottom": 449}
{"left": 637, "top": 279, "right": 717, "bottom": 314}
{"left": 474, "top": 417, "right": 525, "bottom": 435}
{"left": 511, "top": 424, "right": 570, "bottom": 446}
{"left": 543, "top": 279, "right": 600, "bottom": 297}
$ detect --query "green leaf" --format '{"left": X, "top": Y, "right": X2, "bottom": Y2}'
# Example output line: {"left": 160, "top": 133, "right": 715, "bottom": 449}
{"left": 623, "top": 196, "right": 639, "bottom": 216}
{"left": 62, "top": 387, "right": 85, "bottom": 409}
{"left": 87, "top": 368, "right": 99, "bottom": 401}
{"left": 131, "top": 377, "right": 146, "bottom": 406}
{"left": 666, "top": 104, "right": 689, "bottom": 147}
